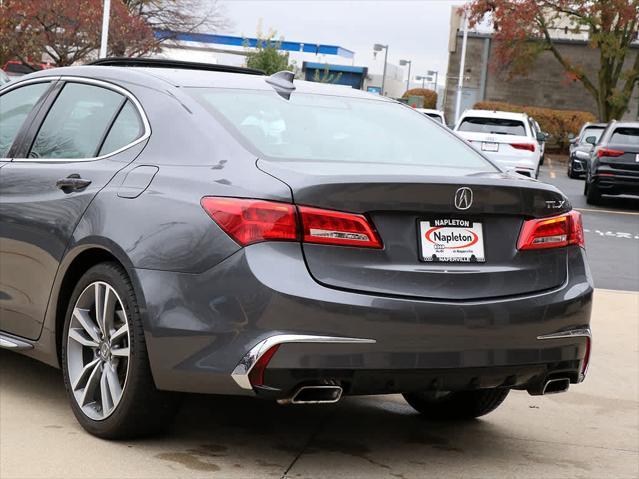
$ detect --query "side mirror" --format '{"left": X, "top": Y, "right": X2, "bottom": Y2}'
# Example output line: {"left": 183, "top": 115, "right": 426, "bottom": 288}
{"left": 568, "top": 133, "right": 576, "bottom": 140}
{"left": 585, "top": 136, "right": 597, "bottom": 145}
{"left": 536, "top": 131, "right": 546, "bottom": 142}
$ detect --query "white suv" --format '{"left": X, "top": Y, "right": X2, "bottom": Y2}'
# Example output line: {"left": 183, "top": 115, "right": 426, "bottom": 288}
{"left": 454, "top": 110, "right": 544, "bottom": 178}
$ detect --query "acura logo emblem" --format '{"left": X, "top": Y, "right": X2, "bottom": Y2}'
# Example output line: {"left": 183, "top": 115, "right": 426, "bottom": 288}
{"left": 454, "top": 187, "right": 473, "bottom": 210}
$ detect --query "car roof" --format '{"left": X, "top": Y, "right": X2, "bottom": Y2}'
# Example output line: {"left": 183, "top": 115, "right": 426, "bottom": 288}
{"left": 460, "top": 109, "right": 529, "bottom": 120}
{"left": 582, "top": 122, "right": 608, "bottom": 128}
{"left": 608, "top": 121, "right": 639, "bottom": 129}
{"left": 10, "top": 64, "right": 388, "bottom": 101}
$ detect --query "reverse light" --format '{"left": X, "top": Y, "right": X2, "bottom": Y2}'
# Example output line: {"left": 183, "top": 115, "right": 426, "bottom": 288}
{"left": 200, "top": 197, "right": 297, "bottom": 246}
{"left": 298, "top": 206, "right": 383, "bottom": 249}
{"left": 517, "top": 210, "right": 584, "bottom": 250}
{"left": 596, "top": 147, "right": 624, "bottom": 158}
{"left": 201, "top": 197, "right": 382, "bottom": 249}
{"left": 510, "top": 143, "right": 536, "bottom": 152}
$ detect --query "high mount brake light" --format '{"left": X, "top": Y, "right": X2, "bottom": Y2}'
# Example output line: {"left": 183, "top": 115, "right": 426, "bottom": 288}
{"left": 517, "top": 210, "right": 584, "bottom": 250}
{"left": 201, "top": 197, "right": 382, "bottom": 249}
{"left": 510, "top": 143, "right": 536, "bottom": 152}
{"left": 596, "top": 147, "right": 624, "bottom": 158}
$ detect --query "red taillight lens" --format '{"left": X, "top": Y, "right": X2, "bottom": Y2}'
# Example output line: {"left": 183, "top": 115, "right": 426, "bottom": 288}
{"left": 510, "top": 143, "right": 536, "bottom": 152}
{"left": 597, "top": 147, "right": 624, "bottom": 158}
{"left": 248, "top": 344, "right": 280, "bottom": 387}
{"left": 517, "top": 210, "right": 584, "bottom": 250}
{"left": 201, "top": 197, "right": 382, "bottom": 249}
{"left": 298, "top": 206, "right": 383, "bottom": 249}
{"left": 201, "top": 197, "right": 297, "bottom": 246}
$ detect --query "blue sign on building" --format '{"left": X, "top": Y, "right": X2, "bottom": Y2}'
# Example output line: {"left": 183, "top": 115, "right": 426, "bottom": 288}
{"left": 302, "top": 62, "right": 368, "bottom": 90}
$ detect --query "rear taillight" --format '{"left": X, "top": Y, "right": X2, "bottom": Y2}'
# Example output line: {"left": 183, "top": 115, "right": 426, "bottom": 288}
{"left": 596, "top": 147, "right": 624, "bottom": 158}
{"left": 298, "top": 206, "right": 382, "bottom": 249}
{"left": 200, "top": 197, "right": 298, "bottom": 246}
{"left": 510, "top": 143, "right": 536, "bottom": 152}
{"left": 517, "top": 210, "right": 584, "bottom": 250}
{"left": 201, "top": 197, "right": 382, "bottom": 249}
{"left": 581, "top": 336, "right": 591, "bottom": 377}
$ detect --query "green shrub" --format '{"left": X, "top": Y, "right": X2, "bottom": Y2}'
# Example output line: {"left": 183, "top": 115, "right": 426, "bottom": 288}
{"left": 402, "top": 88, "right": 437, "bottom": 109}
{"left": 473, "top": 101, "right": 596, "bottom": 152}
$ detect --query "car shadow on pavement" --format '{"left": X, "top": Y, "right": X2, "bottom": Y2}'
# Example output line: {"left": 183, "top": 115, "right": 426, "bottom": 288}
{"left": 1, "top": 348, "right": 514, "bottom": 476}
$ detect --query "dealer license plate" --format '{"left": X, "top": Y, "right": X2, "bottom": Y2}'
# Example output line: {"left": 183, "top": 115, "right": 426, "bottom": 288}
{"left": 482, "top": 142, "right": 499, "bottom": 152}
{"left": 419, "top": 219, "right": 486, "bottom": 262}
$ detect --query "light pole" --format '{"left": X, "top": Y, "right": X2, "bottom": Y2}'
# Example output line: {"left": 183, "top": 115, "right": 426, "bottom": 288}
{"left": 399, "top": 59, "right": 412, "bottom": 92}
{"left": 454, "top": 9, "right": 469, "bottom": 123}
{"left": 99, "top": 0, "right": 111, "bottom": 59}
{"left": 415, "top": 75, "right": 428, "bottom": 88}
{"left": 427, "top": 70, "right": 438, "bottom": 90}
{"left": 373, "top": 43, "right": 389, "bottom": 96}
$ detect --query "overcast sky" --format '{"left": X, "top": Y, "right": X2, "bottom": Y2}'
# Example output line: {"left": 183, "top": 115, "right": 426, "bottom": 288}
{"left": 218, "top": 0, "right": 471, "bottom": 87}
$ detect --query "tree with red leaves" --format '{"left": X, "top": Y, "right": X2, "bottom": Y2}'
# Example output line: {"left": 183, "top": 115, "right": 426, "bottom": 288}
{"left": 466, "top": 0, "right": 639, "bottom": 121}
{"left": 0, "top": 0, "right": 156, "bottom": 68}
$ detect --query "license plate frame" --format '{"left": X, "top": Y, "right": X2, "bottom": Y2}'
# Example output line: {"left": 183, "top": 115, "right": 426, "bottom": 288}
{"left": 418, "top": 219, "right": 486, "bottom": 263}
{"left": 481, "top": 142, "right": 499, "bottom": 152}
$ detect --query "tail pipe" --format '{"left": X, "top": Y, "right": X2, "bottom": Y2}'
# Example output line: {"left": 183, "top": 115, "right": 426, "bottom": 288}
{"left": 278, "top": 385, "right": 343, "bottom": 405}
{"left": 528, "top": 377, "right": 571, "bottom": 396}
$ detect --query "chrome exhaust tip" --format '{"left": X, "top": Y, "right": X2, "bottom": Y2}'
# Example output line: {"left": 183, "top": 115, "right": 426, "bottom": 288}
{"left": 542, "top": 378, "right": 570, "bottom": 395}
{"left": 279, "top": 385, "right": 343, "bottom": 405}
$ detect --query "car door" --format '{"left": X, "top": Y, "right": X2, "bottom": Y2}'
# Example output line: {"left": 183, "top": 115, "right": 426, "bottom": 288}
{"left": 0, "top": 78, "right": 149, "bottom": 340}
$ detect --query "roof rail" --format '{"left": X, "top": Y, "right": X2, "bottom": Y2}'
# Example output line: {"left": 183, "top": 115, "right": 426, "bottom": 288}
{"left": 88, "top": 57, "right": 265, "bottom": 76}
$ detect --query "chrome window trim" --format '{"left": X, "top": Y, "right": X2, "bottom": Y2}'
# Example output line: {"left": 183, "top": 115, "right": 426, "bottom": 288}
{"left": 0, "top": 77, "right": 59, "bottom": 161}
{"left": 9, "top": 76, "right": 151, "bottom": 163}
{"left": 231, "top": 334, "right": 376, "bottom": 391}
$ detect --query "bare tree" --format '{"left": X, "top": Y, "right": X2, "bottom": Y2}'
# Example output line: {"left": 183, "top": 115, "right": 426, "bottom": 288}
{"left": 122, "top": 0, "right": 230, "bottom": 37}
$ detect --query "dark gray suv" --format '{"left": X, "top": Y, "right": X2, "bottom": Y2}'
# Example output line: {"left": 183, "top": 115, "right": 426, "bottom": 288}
{"left": 0, "top": 59, "right": 592, "bottom": 438}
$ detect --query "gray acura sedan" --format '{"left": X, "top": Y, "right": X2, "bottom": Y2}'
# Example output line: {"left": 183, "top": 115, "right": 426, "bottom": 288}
{"left": 0, "top": 59, "right": 592, "bottom": 438}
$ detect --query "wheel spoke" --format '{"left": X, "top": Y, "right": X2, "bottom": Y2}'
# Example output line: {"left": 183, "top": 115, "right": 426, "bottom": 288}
{"left": 111, "top": 347, "right": 129, "bottom": 358}
{"left": 68, "top": 328, "right": 99, "bottom": 348}
{"left": 72, "top": 358, "right": 100, "bottom": 391}
{"left": 79, "top": 360, "right": 102, "bottom": 407}
{"left": 73, "top": 308, "right": 100, "bottom": 343}
{"left": 105, "top": 363, "right": 123, "bottom": 406}
{"left": 102, "top": 285, "right": 117, "bottom": 339}
{"left": 100, "top": 366, "right": 112, "bottom": 415}
{"left": 110, "top": 324, "right": 128, "bottom": 344}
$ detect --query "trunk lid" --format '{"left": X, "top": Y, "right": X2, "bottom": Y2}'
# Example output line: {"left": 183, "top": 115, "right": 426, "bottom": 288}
{"left": 258, "top": 159, "right": 570, "bottom": 300}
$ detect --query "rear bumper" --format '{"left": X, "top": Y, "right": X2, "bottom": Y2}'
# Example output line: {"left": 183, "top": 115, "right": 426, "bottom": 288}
{"left": 136, "top": 243, "right": 593, "bottom": 397}
{"left": 593, "top": 167, "right": 639, "bottom": 196}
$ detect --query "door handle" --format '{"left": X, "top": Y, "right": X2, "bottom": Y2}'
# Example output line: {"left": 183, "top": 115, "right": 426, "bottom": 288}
{"left": 56, "top": 174, "right": 92, "bottom": 192}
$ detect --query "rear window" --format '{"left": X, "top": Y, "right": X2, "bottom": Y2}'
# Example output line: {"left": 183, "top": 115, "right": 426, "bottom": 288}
{"left": 581, "top": 126, "right": 605, "bottom": 143}
{"left": 458, "top": 117, "right": 526, "bottom": 136}
{"left": 610, "top": 127, "right": 639, "bottom": 146}
{"left": 187, "top": 89, "right": 496, "bottom": 171}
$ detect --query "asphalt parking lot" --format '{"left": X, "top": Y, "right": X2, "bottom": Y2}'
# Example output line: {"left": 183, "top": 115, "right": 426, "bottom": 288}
{"left": 1, "top": 160, "right": 638, "bottom": 479}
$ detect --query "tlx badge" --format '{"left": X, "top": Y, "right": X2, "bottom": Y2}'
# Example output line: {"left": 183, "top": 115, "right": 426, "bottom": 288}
{"left": 545, "top": 199, "right": 566, "bottom": 209}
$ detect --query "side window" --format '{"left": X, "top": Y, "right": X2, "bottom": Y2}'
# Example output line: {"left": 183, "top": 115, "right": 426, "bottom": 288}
{"left": 98, "top": 101, "right": 144, "bottom": 156}
{"left": 29, "top": 83, "right": 124, "bottom": 159}
{"left": 0, "top": 82, "right": 51, "bottom": 158}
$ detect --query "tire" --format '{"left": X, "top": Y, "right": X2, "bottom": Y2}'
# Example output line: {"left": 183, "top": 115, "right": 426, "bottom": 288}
{"left": 567, "top": 161, "right": 579, "bottom": 179}
{"left": 403, "top": 388, "right": 509, "bottom": 420}
{"left": 61, "top": 262, "right": 179, "bottom": 439}
{"left": 585, "top": 180, "right": 602, "bottom": 205}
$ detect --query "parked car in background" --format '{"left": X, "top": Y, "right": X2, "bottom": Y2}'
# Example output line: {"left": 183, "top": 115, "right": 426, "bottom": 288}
{"left": 528, "top": 117, "right": 549, "bottom": 164}
{"left": 567, "top": 122, "right": 607, "bottom": 178}
{"left": 416, "top": 108, "right": 446, "bottom": 125}
{"left": 454, "top": 109, "right": 545, "bottom": 178}
{"left": 584, "top": 121, "right": 639, "bottom": 204}
{"left": 2, "top": 60, "right": 52, "bottom": 79}
{"left": 0, "top": 59, "right": 592, "bottom": 439}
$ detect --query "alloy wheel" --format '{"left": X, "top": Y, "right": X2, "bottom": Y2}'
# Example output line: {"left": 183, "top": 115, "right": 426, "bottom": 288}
{"left": 66, "top": 281, "right": 130, "bottom": 421}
